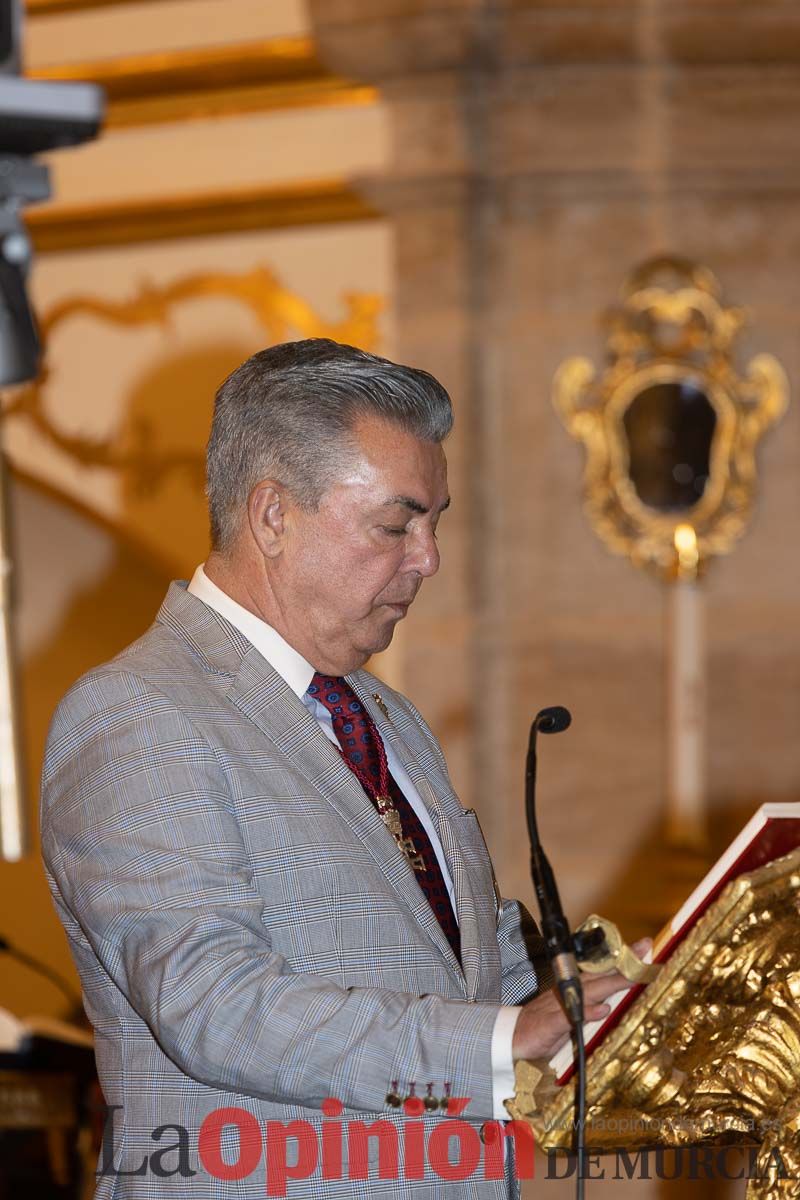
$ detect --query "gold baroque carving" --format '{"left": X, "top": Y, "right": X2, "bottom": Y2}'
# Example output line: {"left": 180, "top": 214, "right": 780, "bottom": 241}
{"left": 507, "top": 848, "right": 800, "bottom": 1200}
{"left": 1, "top": 267, "right": 382, "bottom": 492}
{"left": 553, "top": 257, "right": 789, "bottom": 579}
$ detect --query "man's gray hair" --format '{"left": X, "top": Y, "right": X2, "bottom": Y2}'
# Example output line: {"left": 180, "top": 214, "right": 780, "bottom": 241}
{"left": 206, "top": 338, "right": 453, "bottom": 551}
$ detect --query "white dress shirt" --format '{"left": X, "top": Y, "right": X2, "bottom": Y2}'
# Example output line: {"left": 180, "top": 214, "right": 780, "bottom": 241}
{"left": 187, "top": 564, "right": 520, "bottom": 1119}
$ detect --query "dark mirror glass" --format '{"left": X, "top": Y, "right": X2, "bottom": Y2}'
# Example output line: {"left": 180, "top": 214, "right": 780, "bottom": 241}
{"left": 622, "top": 378, "right": 716, "bottom": 511}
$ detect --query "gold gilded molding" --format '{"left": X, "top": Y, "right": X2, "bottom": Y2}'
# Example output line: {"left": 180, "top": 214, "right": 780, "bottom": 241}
{"left": 508, "top": 848, "right": 800, "bottom": 1200}
{"left": 27, "top": 180, "right": 380, "bottom": 253}
{"left": 102, "top": 80, "right": 373, "bottom": 129}
{"left": 27, "top": 0, "right": 168, "bottom": 11}
{"left": 553, "top": 257, "right": 789, "bottom": 579}
{"left": 2, "top": 267, "right": 382, "bottom": 490}
{"left": 32, "top": 38, "right": 321, "bottom": 94}
{"left": 30, "top": 39, "right": 376, "bottom": 127}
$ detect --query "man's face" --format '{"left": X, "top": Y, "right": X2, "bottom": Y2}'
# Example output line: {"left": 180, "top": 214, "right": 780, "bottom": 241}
{"left": 274, "top": 414, "right": 449, "bottom": 675}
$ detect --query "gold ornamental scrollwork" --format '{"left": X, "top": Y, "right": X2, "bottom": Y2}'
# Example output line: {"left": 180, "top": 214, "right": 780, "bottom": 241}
{"left": 0, "top": 267, "right": 382, "bottom": 494}
{"left": 553, "top": 257, "right": 788, "bottom": 579}
{"left": 506, "top": 848, "right": 800, "bottom": 1200}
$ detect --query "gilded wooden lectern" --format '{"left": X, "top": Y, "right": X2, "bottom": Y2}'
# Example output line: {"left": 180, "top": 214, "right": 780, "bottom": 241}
{"left": 507, "top": 849, "right": 800, "bottom": 1198}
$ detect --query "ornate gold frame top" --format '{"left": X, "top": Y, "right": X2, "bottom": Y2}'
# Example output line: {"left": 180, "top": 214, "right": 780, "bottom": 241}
{"left": 553, "top": 257, "right": 789, "bottom": 580}
{"left": 507, "top": 846, "right": 800, "bottom": 1199}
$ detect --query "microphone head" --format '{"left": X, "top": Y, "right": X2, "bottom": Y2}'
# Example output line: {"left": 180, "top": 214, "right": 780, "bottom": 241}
{"left": 534, "top": 705, "right": 572, "bottom": 735}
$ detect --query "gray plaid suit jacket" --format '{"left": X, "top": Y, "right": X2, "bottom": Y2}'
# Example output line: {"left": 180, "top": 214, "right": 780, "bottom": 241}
{"left": 41, "top": 581, "right": 546, "bottom": 1198}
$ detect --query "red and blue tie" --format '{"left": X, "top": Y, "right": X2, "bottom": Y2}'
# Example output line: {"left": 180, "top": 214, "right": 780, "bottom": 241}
{"left": 308, "top": 673, "right": 461, "bottom": 963}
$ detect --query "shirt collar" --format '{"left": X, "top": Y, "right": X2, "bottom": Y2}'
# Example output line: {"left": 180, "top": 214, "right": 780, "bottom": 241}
{"left": 187, "top": 564, "right": 315, "bottom": 698}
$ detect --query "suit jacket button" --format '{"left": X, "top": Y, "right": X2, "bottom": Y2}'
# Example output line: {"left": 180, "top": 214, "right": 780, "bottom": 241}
{"left": 479, "top": 1122, "right": 502, "bottom": 1146}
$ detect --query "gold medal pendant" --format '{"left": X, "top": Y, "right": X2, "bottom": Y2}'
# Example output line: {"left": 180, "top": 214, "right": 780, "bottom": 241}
{"left": 375, "top": 794, "right": 425, "bottom": 871}
{"left": 399, "top": 838, "right": 425, "bottom": 872}
{"left": 376, "top": 794, "right": 403, "bottom": 837}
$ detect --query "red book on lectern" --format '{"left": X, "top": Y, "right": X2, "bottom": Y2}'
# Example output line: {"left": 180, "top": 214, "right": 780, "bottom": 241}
{"left": 550, "top": 802, "right": 800, "bottom": 1085}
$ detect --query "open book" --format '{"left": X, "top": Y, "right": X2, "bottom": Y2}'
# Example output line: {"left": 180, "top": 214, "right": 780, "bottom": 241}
{"left": 550, "top": 802, "right": 800, "bottom": 1084}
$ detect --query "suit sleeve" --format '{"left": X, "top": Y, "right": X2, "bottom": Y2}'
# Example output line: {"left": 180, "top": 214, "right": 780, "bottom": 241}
{"left": 496, "top": 898, "right": 552, "bottom": 1005}
{"left": 41, "top": 668, "right": 500, "bottom": 1119}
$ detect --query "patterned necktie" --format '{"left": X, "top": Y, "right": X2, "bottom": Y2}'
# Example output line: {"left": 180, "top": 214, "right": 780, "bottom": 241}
{"left": 308, "top": 673, "right": 461, "bottom": 963}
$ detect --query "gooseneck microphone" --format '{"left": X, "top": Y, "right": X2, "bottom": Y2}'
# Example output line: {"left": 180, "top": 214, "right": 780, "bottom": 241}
{"left": 527, "top": 705, "right": 590, "bottom": 1200}
{"left": 526, "top": 705, "right": 583, "bottom": 1027}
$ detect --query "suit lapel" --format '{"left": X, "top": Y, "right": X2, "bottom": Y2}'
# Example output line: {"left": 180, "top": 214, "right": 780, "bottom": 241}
{"left": 350, "top": 676, "right": 484, "bottom": 1002}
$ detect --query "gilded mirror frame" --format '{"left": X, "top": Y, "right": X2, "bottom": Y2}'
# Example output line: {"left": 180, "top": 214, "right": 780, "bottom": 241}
{"left": 553, "top": 258, "right": 788, "bottom": 579}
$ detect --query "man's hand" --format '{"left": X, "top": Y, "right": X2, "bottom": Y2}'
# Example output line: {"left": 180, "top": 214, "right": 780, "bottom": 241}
{"left": 512, "top": 972, "right": 623, "bottom": 1061}
{"left": 512, "top": 938, "right": 652, "bottom": 1063}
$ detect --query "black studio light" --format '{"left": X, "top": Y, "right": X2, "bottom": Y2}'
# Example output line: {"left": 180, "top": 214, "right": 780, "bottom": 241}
{"left": 0, "top": 0, "right": 104, "bottom": 386}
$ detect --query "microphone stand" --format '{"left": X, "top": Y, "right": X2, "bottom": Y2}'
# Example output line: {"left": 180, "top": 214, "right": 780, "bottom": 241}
{"left": 526, "top": 706, "right": 587, "bottom": 1200}
{"left": 0, "top": 935, "right": 84, "bottom": 1020}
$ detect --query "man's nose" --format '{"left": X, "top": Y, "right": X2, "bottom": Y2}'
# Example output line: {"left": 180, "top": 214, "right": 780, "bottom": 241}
{"left": 407, "top": 527, "right": 440, "bottom": 578}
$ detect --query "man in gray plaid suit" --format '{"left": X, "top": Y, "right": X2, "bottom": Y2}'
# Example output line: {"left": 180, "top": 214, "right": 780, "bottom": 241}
{"left": 41, "top": 341, "right": 624, "bottom": 1198}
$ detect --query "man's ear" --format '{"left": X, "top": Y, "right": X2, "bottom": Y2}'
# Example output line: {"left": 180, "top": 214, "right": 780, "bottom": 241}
{"left": 247, "top": 479, "right": 289, "bottom": 558}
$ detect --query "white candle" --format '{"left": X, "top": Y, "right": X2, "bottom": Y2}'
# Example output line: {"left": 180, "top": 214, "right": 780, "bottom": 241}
{"left": 666, "top": 537, "right": 706, "bottom": 848}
